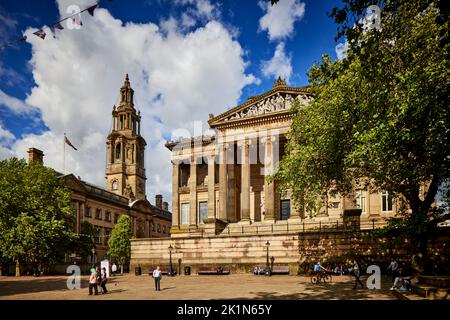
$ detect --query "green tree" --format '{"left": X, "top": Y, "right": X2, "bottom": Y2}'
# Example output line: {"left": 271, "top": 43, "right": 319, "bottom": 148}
{"left": 275, "top": 0, "right": 449, "bottom": 273}
{"left": 108, "top": 214, "right": 132, "bottom": 274}
{"left": 69, "top": 221, "right": 97, "bottom": 263}
{"left": 0, "top": 158, "right": 75, "bottom": 276}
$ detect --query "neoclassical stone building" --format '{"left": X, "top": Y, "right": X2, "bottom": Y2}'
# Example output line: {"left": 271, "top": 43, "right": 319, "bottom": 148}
{"left": 27, "top": 75, "right": 171, "bottom": 264}
{"left": 130, "top": 78, "right": 405, "bottom": 274}
{"left": 165, "top": 78, "right": 399, "bottom": 237}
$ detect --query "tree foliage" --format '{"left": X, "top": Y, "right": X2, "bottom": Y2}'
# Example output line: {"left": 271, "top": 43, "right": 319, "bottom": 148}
{"left": 0, "top": 158, "right": 75, "bottom": 274}
{"left": 107, "top": 214, "right": 132, "bottom": 274}
{"left": 275, "top": 0, "right": 449, "bottom": 271}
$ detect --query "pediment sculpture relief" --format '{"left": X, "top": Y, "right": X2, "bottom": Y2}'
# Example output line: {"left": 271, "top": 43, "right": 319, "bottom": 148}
{"left": 224, "top": 93, "right": 312, "bottom": 122}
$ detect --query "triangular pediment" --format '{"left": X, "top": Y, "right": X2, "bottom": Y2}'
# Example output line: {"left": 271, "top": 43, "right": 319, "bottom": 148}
{"left": 60, "top": 174, "right": 87, "bottom": 194}
{"left": 208, "top": 86, "right": 312, "bottom": 127}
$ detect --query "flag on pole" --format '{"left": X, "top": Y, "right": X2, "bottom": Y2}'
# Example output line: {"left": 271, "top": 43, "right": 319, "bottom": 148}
{"left": 87, "top": 5, "right": 97, "bottom": 16}
{"left": 65, "top": 135, "right": 78, "bottom": 150}
{"left": 33, "top": 30, "right": 46, "bottom": 39}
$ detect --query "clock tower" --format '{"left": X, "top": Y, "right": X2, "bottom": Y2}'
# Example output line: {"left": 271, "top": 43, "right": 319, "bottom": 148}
{"left": 106, "top": 74, "right": 146, "bottom": 200}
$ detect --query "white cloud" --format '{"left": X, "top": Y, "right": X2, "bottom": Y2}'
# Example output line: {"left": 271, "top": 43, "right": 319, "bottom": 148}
{"left": 261, "top": 42, "right": 292, "bottom": 82}
{"left": 335, "top": 41, "right": 349, "bottom": 60}
{"left": 259, "top": 0, "right": 305, "bottom": 41}
{"left": 175, "top": 0, "right": 220, "bottom": 21}
{"left": 0, "top": 123, "right": 15, "bottom": 160}
{"left": 0, "top": 89, "right": 37, "bottom": 114}
{"left": 5, "top": 1, "right": 256, "bottom": 208}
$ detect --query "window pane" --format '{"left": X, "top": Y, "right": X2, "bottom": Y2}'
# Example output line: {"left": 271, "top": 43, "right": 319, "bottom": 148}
{"left": 281, "top": 200, "right": 290, "bottom": 220}
{"left": 181, "top": 203, "right": 189, "bottom": 225}
{"left": 199, "top": 202, "right": 208, "bottom": 224}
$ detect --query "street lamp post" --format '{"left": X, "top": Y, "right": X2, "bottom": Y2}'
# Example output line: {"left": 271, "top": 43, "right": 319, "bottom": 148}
{"left": 265, "top": 241, "right": 271, "bottom": 275}
{"left": 91, "top": 247, "right": 96, "bottom": 268}
{"left": 168, "top": 245, "right": 173, "bottom": 276}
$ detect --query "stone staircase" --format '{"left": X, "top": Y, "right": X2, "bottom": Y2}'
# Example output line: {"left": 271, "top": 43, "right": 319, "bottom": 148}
{"left": 395, "top": 275, "right": 450, "bottom": 300}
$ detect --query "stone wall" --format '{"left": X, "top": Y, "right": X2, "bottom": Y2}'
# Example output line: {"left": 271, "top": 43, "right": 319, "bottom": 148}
{"left": 131, "top": 228, "right": 450, "bottom": 276}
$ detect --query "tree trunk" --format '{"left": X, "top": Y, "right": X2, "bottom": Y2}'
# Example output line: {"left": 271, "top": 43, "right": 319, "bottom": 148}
{"left": 15, "top": 260, "right": 20, "bottom": 277}
{"left": 121, "top": 264, "right": 123, "bottom": 275}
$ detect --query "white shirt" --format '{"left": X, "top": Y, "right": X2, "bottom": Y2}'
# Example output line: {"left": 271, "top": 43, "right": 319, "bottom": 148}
{"left": 388, "top": 261, "right": 398, "bottom": 271}
{"left": 153, "top": 269, "right": 161, "bottom": 278}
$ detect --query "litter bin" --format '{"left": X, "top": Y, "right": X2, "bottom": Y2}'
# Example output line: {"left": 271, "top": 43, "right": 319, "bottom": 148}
{"left": 135, "top": 265, "right": 142, "bottom": 276}
{"left": 184, "top": 266, "right": 191, "bottom": 275}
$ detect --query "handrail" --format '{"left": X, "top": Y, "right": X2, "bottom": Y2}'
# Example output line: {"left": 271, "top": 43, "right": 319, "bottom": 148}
{"left": 220, "top": 218, "right": 386, "bottom": 236}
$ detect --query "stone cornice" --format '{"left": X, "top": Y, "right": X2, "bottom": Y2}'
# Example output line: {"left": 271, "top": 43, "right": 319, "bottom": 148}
{"left": 208, "top": 86, "right": 310, "bottom": 128}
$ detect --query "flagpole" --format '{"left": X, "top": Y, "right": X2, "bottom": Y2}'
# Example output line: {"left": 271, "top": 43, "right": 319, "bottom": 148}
{"left": 63, "top": 133, "right": 66, "bottom": 174}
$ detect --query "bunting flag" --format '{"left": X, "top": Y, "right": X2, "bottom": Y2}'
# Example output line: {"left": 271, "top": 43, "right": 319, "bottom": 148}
{"left": 87, "top": 5, "right": 98, "bottom": 16}
{"left": 33, "top": 30, "right": 46, "bottom": 40}
{"left": 65, "top": 135, "right": 78, "bottom": 151}
{"left": 0, "top": 1, "right": 113, "bottom": 49}
{"left": 53, "top": 22, "right": 64, "bottom": 30}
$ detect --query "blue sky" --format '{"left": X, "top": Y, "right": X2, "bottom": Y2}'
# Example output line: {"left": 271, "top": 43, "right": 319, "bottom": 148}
{"left": 0, "top": 0, "right": 344, "bottom": 202}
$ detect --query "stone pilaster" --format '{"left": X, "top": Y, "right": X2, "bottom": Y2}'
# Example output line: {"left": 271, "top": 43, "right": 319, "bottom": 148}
{"left": 264, "top": 136, "right": 275, "bottom": 221}
{"left": 171, "top": 162, "right": 179, "bottom": 231}
{"left": 189, "top": 160, "right": 197, "bottom": 228}
{"left": 240, "top": 139, "right": 250, "bottom": 222}
{"left": 218, "top": 142, "right": 228, "bottom": 221}
{"left": 207, "top": 155, "right": 216, "bottom": 220}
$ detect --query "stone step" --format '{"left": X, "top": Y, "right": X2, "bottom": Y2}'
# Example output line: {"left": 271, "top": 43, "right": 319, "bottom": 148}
{"left": 412, "top": 284, "right": 450, "bottom": 299}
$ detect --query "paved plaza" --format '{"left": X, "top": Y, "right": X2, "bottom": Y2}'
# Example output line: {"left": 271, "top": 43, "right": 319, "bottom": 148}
{"left": 0, "top": 274, "right": 399, "bottom": 300}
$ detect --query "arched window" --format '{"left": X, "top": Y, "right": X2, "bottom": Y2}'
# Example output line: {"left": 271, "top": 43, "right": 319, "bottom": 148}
{"left": 116, "top": 143, "right": 121, "bottom": 160}
{"left": 112, "top": 180, "right": 118, "bottom": 190}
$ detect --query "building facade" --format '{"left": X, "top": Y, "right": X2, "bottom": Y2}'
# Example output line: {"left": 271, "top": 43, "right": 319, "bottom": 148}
{"left": 165, "top": 78, "right": 400, "bottom": 237}
{"left": 27, "top": 75, "right": 171, "bottom": 264}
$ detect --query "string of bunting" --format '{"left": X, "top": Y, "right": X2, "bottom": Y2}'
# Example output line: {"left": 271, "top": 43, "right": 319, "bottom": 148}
{"left": 0, "top": 0, "right": 113, "bottom": 51}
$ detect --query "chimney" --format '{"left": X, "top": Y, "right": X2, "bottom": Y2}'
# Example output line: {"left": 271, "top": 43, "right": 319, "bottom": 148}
{"left": 162, "top": 201, "right": 168, "bottom": 211}
{"left": 155, "top": 194, "right": 163, "bottom": 208}
{"left": 27, "top": 148, "right": 44, "bottom": 164}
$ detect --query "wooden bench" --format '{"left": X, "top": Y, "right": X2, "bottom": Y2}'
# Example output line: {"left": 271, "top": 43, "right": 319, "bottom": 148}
{"left": 198, "top": 266, "right": 230, "bottom": 275}
{"left": 148, "top": 266, "right": 177, "bottom": 276}
{"left": 271, "top": 265, "right": 290, "bottom": 275}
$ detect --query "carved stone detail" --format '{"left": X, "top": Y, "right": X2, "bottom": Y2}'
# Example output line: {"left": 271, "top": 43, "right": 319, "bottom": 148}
{"left": 224, "top": 93, "right": 312, "bottom": 122}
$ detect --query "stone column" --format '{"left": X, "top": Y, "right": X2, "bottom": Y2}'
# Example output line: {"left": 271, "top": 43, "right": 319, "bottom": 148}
{"left": 171, "top": 162, "right": 180, "bottom": 228}
{"left": 264, "top": 136, "right": 275, "bottom": 221}
{"left": 288, "top": 192, "right": 302, "bottom": 220}
{"left": 189, "top": 159, "right": 197, "bottom": 227}
{"left": 218, "top": 142, "right": 228, "bottom": 221}
{"left": 240, "top": 139, "right": 250, "bottom": 222}
{"left": 207, "top": 155, "right": 216, "bottom": 219}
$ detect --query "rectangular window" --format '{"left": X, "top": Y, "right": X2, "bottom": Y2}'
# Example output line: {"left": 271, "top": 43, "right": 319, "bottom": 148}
{"left": 95, "top": 227, "right": 101, "bottom": 244}
{"left": 105, "top": 211, "right": 111, "bottom": 222}
{"left": 95, "top": 209, "right": 102, "bottom": 220}
{"left": 85, "top": 206, "right": 91, "bottom": 217}
{"left": 330, "top": 202, "right": 340, "bottom": 209}
{"left": 382, "top": 191, "right": 393, "bottom": 211}
{"left": 181, "top": 203, "right": 189, "bottom": 225}
{"left": 199, "top": 202, "right": 208, "bottom": 224}
{"left": 280, "top": 200, "right": 291, "bottom": 220}
{"left": 104, "top": 229, "right": 111, "bottom": 245}
{"left": 356, "top": 190, "right": 366, "bottom": 213}
{"left": 114, "top": 213, "right": 119, "bottom": 224}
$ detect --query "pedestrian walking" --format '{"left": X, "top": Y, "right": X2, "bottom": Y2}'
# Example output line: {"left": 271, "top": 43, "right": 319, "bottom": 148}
{"left": 152, "top": 266, "right": 162, "bottom": 291}
{"left": 100, "top": 267, "right": 108, "bottom": 294}
{"left": 387, "top": 258, "right": 399, "bottom": 284}
{"left": 352, "top": 260, "right": 364, "bottom": 289}
{"left": 88, "top": 267, "right": 99, "bottom": 296}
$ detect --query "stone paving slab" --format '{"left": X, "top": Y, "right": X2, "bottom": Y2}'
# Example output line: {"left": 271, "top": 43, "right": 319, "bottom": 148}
{"left": 0, "top": 274, "right": 398, "bottom": 300}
